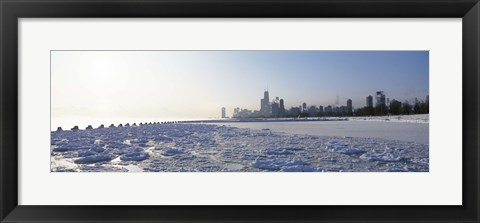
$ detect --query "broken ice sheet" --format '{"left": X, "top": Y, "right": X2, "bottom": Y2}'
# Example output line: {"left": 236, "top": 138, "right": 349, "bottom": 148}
{"left": 51, "top": 123, "right": 428, "bottom": 172}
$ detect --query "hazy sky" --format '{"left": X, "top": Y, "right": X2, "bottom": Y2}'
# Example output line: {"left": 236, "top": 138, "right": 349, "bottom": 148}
{"left": 51, "top": 50, "right": 428, "bottom": 127}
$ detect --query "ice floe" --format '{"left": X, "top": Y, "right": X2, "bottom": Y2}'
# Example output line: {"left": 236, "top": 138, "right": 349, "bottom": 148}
{"left": 51, "top": 123, "right": 428, "bottom": 172}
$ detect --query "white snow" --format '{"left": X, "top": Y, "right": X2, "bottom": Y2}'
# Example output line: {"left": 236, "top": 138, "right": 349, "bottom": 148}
{"left": 221, "top": 117, "right": 429, "bottom": 144}
{"left": 51, "top": 120, "right": 429, "bottom": 172}
{"left": 348, "top": 114, "right": 429, "bottom": 124}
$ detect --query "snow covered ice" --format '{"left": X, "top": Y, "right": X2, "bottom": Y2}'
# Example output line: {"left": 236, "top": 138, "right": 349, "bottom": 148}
{"left": 51, "top": 119, "right": 429, "bottom": 172}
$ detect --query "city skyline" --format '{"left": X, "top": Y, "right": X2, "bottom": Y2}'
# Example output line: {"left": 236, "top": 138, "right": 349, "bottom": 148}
{"left": 229, "top": 89, "right": 428, "bottom": 118}
{"left": 52, "top": 50, "right": 428, "bottom": 127}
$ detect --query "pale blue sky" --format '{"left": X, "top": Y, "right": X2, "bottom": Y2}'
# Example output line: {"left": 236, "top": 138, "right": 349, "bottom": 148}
{"left": 51, "top": 50, "right": 428, "bottom": 128}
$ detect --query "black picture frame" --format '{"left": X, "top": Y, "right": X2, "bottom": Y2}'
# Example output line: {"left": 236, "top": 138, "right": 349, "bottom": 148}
{"left": 1, "top": 0, "right": 479, "bottom": 222}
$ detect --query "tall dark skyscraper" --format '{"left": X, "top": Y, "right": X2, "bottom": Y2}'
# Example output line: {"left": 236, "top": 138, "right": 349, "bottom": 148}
{"left": 279, "top": 99, "right": 285, "bottom": 116}
{"left": 347, "top": 99, "right": 352, "bottom": 114}
{"left": 375, "top": 91, "right": 386, "bottom": 107}
{"left": 366, "top": 95, "right": 373, "bottom": 108}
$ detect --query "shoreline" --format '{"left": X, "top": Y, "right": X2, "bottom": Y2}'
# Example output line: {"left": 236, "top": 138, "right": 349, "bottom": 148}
{"left": 52, "top": 114, "right": 429, "bottom": 132}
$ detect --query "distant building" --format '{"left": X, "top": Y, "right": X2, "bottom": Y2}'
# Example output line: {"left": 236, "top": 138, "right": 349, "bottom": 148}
{"left": 259, "top": 99, "right": 263, "bottom": 113}
{"left": 318, "top": 105, "right": 324, "bottom": 115}
{"left": 308, "top": 106, "right": 317, "bottom": 116}
{"left": 325, "top": 105, "right": 333, "bottom": 114}
{"left": 302, "top": 102, "right": 307, "bottom": 113}
{"left": 347, "top": 99, "right": 353, "bottom": 114}
{"left": 233, "top": 108, "right": 256, "bottom": 118}
{"left": 271, "top": 102, "right": 280, "bottom": 117}
{"left": 233, "top": 107, "right": 240, "bottom": 116}
{"left": 366, "top": 95, "right": 373, "bottom": 108}
{"left": 375, "top": 91, "right": 386, "bottom": 107}
{"left": 221, "top": 107, "right": 226, "bottom": 118}
{"left": 260, "top": 90, "right": 271, "bottom": 116}
{"left": 334, "top": 106, "right": 341, "bottom": 114}
{"left": 290, "top": 107, "right": 301, "bottom": 116}
{"left": 279, "top": 99, "right": 285, "bottom": 116}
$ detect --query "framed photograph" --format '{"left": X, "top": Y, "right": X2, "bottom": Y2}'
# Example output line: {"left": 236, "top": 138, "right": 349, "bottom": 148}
{"left": 1, "top": 0, "right": 479, "bottom": 222}
{"left": 50, "top": 50, "right": 430, "bottom": 173}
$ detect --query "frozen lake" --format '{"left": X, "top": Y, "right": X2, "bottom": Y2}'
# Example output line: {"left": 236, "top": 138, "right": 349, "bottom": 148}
{"left": 219, "top": 120, "right": 428, "bottom": 145}
{"left": 51, "top": 117, "right": 429, "bottom": 172}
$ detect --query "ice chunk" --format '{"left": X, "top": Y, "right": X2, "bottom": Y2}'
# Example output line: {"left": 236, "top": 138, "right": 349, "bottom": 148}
{"left": 120, "top": 152, "right": 150, "bottom": 161}
{"left": 91, "top": 145, "right": 105, "bottom": 153}
{"left": 223, "top": 163, "right": 244, "bottom": 171}
{"left": 163, "top": 148, "right": 185, "bottom": 156}
{"left": 253, "top": 159, "right": 280, "bottom": 171}
{"left": 53, "top": 145, "right": 88, "bottom": 152}
{"left": 77, "top": 150, "right": 96, "bottom": 157}
{"left": 74, "top": 154, "right": 115, "bottom": 164}
{"left": 285, "top": 159, "right": 307, "bottom": 166}
{"left": 265, "top": 148, "right": 291, "bottom": 155}
{"left": 328, "top": 145, "right": 366, "bottom": 155}
{"left": 264, "top": 147, "right": 304, "bottom": 156}
{"left": 153, "top": 135, "right": 173, "bottom": 142}
{"left": 326, "top": 140, "right": 365, "bottom": 155}
{"left": 360, "top": 151, "right": 401, "bottom": 162}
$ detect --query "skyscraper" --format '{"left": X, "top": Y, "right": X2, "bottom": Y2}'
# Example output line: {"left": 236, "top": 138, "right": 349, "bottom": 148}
{"left": 302, "top": 102, "right": 307, "bottom": 113}
{"left": 347, "top": 99, "right": 352, "bottom": 114}
{"left": 221, "top": 107, "right": 226, "bottom": 118}
{"left": 366, "top": 95, "right": 373, "bottom": 108}
{"left": 279, "top": 99, "right": 285, "bottom": 116}
{"left": 260, "top": 90, "right": 271, "bottom": 116}
{"left": 271, "top": 102, "right": 279, "bottom": 117}
{"left": 260, "top": 98, "right": 264, "bottom": 113}
{"left": 375, "top": 91, "right": 386, "bottom": 107}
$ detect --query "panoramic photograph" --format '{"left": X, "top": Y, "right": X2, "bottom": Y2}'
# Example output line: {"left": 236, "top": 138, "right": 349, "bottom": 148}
{"left": 50, "top": 50, "right": 429, "bottom": 172}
